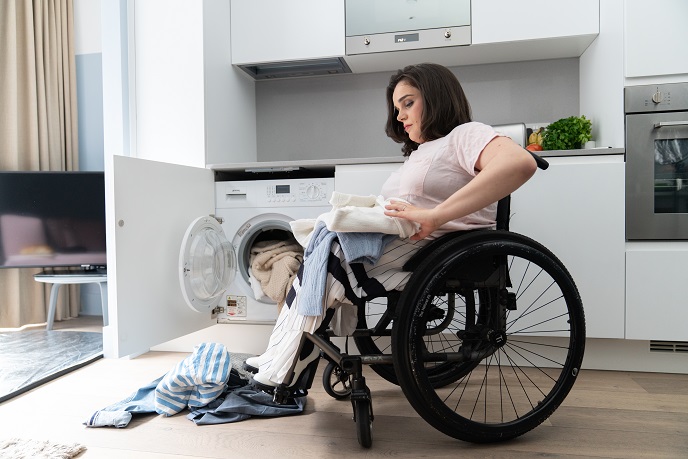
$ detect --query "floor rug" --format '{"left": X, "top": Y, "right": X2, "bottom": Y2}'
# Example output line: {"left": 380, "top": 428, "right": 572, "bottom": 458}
{"left": 0, "top": 330, "right": 102, "bottom": 403}
{"left": 0, "top": 437, "right": 86, "bottom": 458}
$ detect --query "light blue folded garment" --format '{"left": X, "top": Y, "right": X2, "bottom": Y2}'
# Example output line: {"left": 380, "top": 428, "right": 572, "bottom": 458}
{"left": 337, "top": 232, "right": 397, "bottom": 265}
{"left": 298, "top": 222, "right": 338, "bottom": 316}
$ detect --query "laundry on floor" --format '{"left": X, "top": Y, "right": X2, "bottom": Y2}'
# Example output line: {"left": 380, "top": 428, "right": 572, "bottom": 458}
{"left": 83, "top": 342, "right": 305, "bottom": 428}
{"left": 248, "top": 238, "right": 303, "bottom": 308}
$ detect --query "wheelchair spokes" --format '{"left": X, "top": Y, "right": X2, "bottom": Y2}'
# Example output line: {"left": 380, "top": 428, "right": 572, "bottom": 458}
{"left": 393, "top": 236, "right": 585, "bottom": 443}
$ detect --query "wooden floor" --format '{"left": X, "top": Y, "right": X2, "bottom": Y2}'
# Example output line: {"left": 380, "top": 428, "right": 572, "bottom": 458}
{"left": 1, "top": 318, "right": 687, "bottom": 458}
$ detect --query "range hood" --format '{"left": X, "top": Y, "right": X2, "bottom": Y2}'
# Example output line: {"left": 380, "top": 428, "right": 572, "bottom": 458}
{"left": 238, "top": 57, "right": 351, "bottom": 80}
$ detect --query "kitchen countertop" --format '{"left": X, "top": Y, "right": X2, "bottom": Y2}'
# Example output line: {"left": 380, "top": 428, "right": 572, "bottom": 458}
{"left": 209, "top": 155, "right": 404, "bottom": 173}
{"left": 538, "top": 147, "right": 624, "bottom": 157}
{"left": 209, "top": 147, "right": 624, "bottom": 173}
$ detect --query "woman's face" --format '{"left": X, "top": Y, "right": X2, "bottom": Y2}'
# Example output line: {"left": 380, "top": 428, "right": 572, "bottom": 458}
{"left": 392, "top": 80, "right": 425, "bottom": 144}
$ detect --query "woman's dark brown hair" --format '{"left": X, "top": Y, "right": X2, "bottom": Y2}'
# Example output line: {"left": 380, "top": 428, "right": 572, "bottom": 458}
{"left": 385, "top": 63, "right": 472, "bottom": 156}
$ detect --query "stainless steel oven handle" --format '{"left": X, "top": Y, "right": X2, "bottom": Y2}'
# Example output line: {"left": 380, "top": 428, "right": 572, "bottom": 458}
{"left": 653, "top": 121, "right": 688, "bottom": 129}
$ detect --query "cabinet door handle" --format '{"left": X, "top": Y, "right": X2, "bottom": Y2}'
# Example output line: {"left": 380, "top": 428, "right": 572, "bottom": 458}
{"left": 653, "top": 121, "right": 688, "bottom": 128}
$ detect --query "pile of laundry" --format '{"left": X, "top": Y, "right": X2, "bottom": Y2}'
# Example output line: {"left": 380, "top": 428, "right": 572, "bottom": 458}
{"left": 248, "top": 238, "right": 303, "bottom": 311}
{"left": 84, "top": 343, "right": 304, "bottom": 428}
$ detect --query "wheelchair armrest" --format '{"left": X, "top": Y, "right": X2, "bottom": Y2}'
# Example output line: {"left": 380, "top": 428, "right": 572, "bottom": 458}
{"left": 527, "top": 149, "right": 549, "bottom": 170}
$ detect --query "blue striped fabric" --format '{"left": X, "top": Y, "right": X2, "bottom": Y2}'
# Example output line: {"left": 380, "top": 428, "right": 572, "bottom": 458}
{"left": 154, "top": 342, "right": 231, "bottom": 416}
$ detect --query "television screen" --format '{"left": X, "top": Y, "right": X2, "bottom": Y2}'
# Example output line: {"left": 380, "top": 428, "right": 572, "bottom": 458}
{"left": 0, "top": 171, "right": 106, "bottom": 269}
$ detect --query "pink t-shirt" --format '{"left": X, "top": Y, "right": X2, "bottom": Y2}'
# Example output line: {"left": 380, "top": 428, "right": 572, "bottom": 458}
{"left": 380, "top": 122, "right": 501, "bottom": 238}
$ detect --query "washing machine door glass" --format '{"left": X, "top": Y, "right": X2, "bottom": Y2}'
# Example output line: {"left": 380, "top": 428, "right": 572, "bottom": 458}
{"left": 179, "top": 216, "right": 236, "bottom": 313}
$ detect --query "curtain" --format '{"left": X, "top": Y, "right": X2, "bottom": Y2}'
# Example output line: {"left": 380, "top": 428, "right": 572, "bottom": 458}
{"left": 0, "top": 0, "right": 80, "bottom": 328}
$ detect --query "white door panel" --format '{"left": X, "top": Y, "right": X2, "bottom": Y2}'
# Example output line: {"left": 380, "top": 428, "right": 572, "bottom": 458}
{"left": 103, "top": 156, "right": 215, "bottom": 358}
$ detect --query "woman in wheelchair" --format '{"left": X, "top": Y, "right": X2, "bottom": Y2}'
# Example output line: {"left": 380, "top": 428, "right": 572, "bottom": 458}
{"left": 245, "top": 62, "right": 538, "bottom": 389}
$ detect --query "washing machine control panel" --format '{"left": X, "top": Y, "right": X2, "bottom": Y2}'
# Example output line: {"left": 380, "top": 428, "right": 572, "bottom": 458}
{"left": 216, "top": 178, "right": 335, "bottom": 208}
{"left": 267, "top": 180, "right": 330, "bottom": 204}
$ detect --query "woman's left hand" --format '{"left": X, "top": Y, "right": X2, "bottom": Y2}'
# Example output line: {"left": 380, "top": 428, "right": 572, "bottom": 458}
{"left": 384, "top": 200, "right": 440, "bottom": 240}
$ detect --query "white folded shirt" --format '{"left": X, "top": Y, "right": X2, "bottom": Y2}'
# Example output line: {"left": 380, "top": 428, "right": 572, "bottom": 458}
{"left": 290, "top": 192, "right": 420, "bottom": 248}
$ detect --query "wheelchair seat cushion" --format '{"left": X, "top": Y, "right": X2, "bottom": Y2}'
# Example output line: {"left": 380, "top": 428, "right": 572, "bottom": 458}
{"left": 402, "top": 229, "right": 486, "bottom": 272}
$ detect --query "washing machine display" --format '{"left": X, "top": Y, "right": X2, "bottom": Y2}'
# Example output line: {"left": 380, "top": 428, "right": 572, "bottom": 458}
{"left": 214, "top": 177, "right": 334, "bottom": 324}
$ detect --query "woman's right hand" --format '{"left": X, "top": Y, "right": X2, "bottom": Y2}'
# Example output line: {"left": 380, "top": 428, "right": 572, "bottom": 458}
{"left": 384, "top": 200, "right": 441, "bottom": 240}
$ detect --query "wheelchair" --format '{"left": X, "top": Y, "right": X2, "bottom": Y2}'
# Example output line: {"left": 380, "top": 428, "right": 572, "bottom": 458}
{"left": 267, "top": 154, "right": 586, "bottom": 448}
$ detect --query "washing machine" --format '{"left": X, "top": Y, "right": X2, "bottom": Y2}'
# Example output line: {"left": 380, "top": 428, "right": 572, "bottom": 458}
{"left": 202, "top": 176, "right": 334, "bottom": 324}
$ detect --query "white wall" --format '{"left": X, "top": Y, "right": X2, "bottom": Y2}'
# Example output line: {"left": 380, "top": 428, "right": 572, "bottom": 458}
{"left": 580, "top": 0, "right": 625, "bottom": 150}
{"left": 255, "top": 58, "right": 581, "bottom": 162}
{"left": 132, "top": 1, "right": 207, "bottom": 167}
{"left": 130, "top": 0, "right": 257, "bottom": 167}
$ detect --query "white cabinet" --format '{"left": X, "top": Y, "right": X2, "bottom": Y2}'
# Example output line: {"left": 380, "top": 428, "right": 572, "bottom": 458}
{"left": 230, "top": 0, "right": 345, "bottom": 65}
{"left": 626, "top": 243, "right": 688, "bottom": 341}
{"left": 624, "top": 0, "right": 688, "bottom": 79}
{"left": 230, "top": 0, "right": 599, "bottom": 75}
{"left": 510, "top": 155, "right": 626, "bottom": 339}
{"left": 472, "top": 0, "right": 599, "bottom": 44}
{"left": 132, "top": 0, "right": 256, "bottom": 167}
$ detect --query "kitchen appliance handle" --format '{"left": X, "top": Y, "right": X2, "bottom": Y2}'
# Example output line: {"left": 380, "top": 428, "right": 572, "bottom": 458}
{"left": 653, "top": 121, "right": 688, "bottom": 129}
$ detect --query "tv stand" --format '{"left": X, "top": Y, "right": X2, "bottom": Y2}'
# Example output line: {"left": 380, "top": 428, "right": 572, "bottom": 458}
{"left": 33, "top": 268, "right": 108, "bottom": 330}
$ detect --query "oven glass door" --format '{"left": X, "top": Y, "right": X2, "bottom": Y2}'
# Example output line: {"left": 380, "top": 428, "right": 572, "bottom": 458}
{"left": 655, "top": 135, "right": 688, "bottom": 213}
{"left": 627, "top": 112, "right": 688, "bottom": 239}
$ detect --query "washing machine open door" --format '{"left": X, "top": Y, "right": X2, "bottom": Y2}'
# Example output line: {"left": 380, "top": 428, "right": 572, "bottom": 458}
{"left": 179, "top": 216, "right": 237, "bottom": 313}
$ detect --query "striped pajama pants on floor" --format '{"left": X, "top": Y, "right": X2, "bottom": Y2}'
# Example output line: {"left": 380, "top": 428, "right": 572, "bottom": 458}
{"left": 253, "top": 237, "right": 428, "bottom": 385}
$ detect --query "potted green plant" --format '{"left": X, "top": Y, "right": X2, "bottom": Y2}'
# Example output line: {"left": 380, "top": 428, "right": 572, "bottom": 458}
{"left": 541, "top": 115, "right": 592, "bottom": 150}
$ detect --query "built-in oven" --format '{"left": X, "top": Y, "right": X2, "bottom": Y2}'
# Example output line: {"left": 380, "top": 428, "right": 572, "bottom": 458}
{"left": 625, "top": 82, "right": 688, "bottom": 240}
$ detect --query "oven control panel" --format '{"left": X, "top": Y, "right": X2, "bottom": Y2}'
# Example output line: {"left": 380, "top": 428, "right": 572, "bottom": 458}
{"left": 625, "top": 82, "right": 688, "bottom": 113}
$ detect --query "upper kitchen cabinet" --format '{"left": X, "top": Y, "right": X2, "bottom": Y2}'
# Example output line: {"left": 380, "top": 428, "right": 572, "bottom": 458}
{"left": 472, "top": 0, "right": 599, "bottom": 45}
{"left": 349, "top": 0, "right": 599, "bottom": 73}
{"left": 230, "top": 0, "right": 599, "bottom": 77}
{"left": 624, "top": 0, "right": 688, "bottom": 80}
{"left": 230, "top": 0, "right": 347, "bottom": 79}
{"left": 460, "top": 0, "right": 599, "bottom": 68}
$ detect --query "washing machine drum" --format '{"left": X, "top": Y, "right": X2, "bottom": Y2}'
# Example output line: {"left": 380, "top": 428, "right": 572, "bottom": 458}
{"left": 179, "top": 216, "right": 236, "bottom": 313}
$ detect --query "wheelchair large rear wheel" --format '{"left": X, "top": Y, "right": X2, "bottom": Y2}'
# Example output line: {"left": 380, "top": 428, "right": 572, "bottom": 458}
{"left": 392, "top": 233, "right": 585, "bottom": 443}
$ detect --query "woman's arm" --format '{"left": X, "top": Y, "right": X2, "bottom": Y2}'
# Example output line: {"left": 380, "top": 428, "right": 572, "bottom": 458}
{"left": 384, "top": 136, "right": 537, "bottom": 240}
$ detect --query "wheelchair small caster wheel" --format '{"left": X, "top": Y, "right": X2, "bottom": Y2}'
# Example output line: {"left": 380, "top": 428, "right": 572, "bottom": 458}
{"left": 353, "top": 398, "right": 373, "bottom": 448}
{"left": 323, "top": 362, "right": 352, "bottom": 400}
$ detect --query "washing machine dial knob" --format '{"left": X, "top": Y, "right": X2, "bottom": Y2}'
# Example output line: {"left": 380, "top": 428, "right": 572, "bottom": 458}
{"left": 305, "top": 184, "right": 319, "bottom": 199}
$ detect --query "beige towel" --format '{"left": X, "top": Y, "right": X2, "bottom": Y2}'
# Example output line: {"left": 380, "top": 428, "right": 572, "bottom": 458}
{"left": 250, "top": 240, "right": 303, "bottom": 309}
